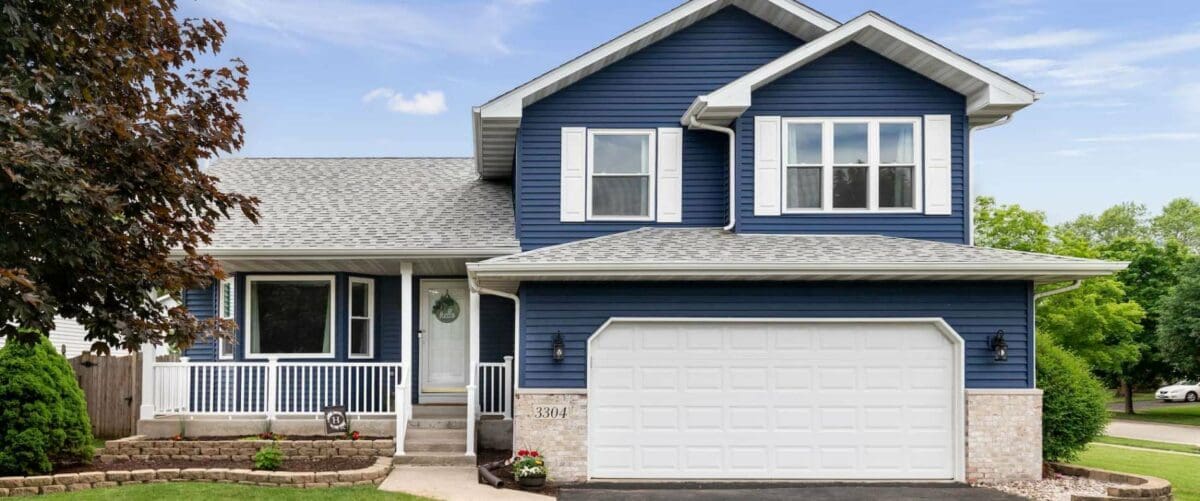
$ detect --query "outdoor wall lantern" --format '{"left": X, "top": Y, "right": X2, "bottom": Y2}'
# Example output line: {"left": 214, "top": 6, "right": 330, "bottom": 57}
{"left": 990, "top": 330, "right": 1008, "bottom": 362}
{"left": 552, "top": 332, "right": 566, "bottom": 362}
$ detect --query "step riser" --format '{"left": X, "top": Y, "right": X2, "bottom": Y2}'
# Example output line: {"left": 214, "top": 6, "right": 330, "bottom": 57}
{"left": 393, "top": 455, "right": 476, "bottom": 467}
{"left": 411, "top": 405, "right": 468, "bottom": 419}
{"left": 409, "top": 419, "right": 467, "bottom": 430}
{"left": 404, "top": 429, "right": 465, "bottom": 441}
{"left": 405, "top": 442, "right": 467, "bottom": 453}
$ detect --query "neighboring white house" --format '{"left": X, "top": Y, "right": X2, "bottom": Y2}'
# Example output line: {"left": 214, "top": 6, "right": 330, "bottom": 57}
{"left": 0, "top": 316, "right": 128, "bottom": 357}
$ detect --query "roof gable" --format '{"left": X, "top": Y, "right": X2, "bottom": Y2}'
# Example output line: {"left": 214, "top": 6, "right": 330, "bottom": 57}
{"left": 685, "top": 12, "right": 1038, "bottom": 127}
{"left": 473, "top": 0, "right": 839, "bottom": 179}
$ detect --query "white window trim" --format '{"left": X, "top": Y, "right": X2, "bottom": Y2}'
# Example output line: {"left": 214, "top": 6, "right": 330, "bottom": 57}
{"left": 585, "top": 128, "right": 657, "bottom": 222}
{"left": 780, "top": 117, "right": 922, "bottom": 214}
{"left": 347, "top": 276, "right": 375, "bottom": 359}
{"left": 243, "top": 274, "right": 337, "bottom": 360}
{"left": 216, "top": 278, "right": 235, "bottom": 360}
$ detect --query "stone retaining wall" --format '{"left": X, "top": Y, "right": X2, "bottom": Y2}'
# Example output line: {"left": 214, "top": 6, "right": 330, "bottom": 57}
{"left": 1051, "top": 463, "right": 1174, "bottom": 501}
{"left": 0, "top": 457, "right": 392, "bottom": 496}
{"left": 101, "top": 436, "right": 394, "bottom": 462}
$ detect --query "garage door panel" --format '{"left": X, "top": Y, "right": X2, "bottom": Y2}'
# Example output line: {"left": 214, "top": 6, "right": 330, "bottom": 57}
{"left": 589, "top": 320, "right": 960, "bottom": 480}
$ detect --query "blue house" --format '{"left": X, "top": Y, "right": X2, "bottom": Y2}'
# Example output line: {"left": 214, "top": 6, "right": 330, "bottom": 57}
{"left": 140, "top": 0, "right": 1125, "bottom": 484}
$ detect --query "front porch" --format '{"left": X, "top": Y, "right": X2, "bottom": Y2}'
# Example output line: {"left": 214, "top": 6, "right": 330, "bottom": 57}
{"left": 140, "top": 258, "right": 517, "bottom": 459}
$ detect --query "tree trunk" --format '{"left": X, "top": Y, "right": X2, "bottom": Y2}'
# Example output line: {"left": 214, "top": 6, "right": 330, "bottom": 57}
{"left": 1121, "top": 378, "right": 1135, "bottom": 415}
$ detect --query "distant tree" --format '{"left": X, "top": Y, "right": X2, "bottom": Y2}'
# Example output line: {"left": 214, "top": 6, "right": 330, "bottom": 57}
{"left": 1056, "top": 202, "right": 1150, "bottom": 246}
{"left": 0, "top": 0, "right": 257, "bottom": 352}
{"left": 1152, "top": 198, "right": 1200, "bottom": 251}
{"left": 973, "top": 196, "right": 1052, "bottom": 253}
{"left": 1037, "top": 277, "right": 1144, "bottom": 375}
{"left": 1158, "top": 260, "right": 1200, "bottom": 377}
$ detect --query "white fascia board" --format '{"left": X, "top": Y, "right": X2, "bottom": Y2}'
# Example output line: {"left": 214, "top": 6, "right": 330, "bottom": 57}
{"left": 180, "top": 247, "right": 522, "bottom": 259}
{"left": 690, "top": 12, "right": 1037, "bottom": 125}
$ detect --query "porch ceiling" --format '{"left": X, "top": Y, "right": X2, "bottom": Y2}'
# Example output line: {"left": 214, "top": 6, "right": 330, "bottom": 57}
{"left": 214, "top": 256, "right": 482, "bottom": 276}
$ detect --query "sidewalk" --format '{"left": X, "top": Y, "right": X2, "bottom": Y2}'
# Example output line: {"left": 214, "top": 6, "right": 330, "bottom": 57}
{"left": 379, "top": 465, "right": 553, "bottom": 501}
{"left": 1106, "top": 419, "right": 1200, "bottom": 445}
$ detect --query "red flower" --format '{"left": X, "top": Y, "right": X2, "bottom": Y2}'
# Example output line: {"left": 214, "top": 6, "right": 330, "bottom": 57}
{"left": 351, "top": 431, "right": 361, "bottom": 440}
{"left": 530, "top": 451, "right": 539, "bottom": 457}
{"left": 517, "top": 449, "right": 528, "bottom": 456}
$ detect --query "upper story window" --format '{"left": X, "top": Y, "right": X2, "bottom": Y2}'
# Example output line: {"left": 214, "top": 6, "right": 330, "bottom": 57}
{"left": 348, "top": 277, "right": 374, "bottom": 359}
{"left": 587, "top": 129, "right": 657, "bottom": 221}
{"left": 783, "top": 118, "right": 922, "bottom": 213}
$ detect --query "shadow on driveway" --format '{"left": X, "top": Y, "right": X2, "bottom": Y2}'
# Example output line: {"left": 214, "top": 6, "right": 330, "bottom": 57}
{"left": 557, "top": 482, "right": 1024, "bottom": 500}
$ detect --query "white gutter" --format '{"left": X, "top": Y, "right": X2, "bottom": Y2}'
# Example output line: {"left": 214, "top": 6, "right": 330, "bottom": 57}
{"left": 688, "top": 116, "right": 737, "bottom": 231}
{"left": 174, "top": 247, "right": 523, "bottom": 259}
{"left": 967, "top": 114, "right": 1012, "bottom": 246}
{"left": 1034, "top": 279, "right": 1083, "bottom": 301}
{"left": 471, "top": 261, "right": 1128, "bottom": 275}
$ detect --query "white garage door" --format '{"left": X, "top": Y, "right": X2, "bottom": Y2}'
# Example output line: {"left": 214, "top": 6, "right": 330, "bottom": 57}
{"left": 588, "top": 319, "right": 962, "bottom": 480}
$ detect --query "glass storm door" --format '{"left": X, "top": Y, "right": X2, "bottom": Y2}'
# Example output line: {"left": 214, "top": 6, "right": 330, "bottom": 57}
{"left": 419, "top": 280, "right": 470, "bottom": 400}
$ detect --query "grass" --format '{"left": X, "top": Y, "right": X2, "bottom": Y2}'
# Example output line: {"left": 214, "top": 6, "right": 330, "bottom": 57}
{"left": 39, "top": 483, "right": 431, "bottom": 500}
{"left": 1108, "top": 392, "right": 1157, "bottom": 404}
{"left": 1109, "top": 405, "right": 1200, "bottom": 427}
{"left": 1094, "top": 435, "right": 1200, "bottom": 454}
{"left": 1075, "top": 444, "right": 1200, "bottom": 501}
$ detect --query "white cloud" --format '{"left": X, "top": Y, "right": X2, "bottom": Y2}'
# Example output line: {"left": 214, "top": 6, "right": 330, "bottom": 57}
{"left": 195, "top": 0, "right": 544, "bottom": 57}
{"left": 1077, "top": 132, "right": 1200, "bottom": 143}
{"left": 1174, "top": 82, "right": 1200, "bottom": 114}
{"left": 989, "top": 58, "right": 1057, "bottom": 74}
{"left": 967, "top": 29, "right": 1103, "bottom": 50}
{"left": 362, "top": 88, "right": 448, "bottom": 115}
{"left": 1052, "top": 148, "right": 1093, "bottom": 158}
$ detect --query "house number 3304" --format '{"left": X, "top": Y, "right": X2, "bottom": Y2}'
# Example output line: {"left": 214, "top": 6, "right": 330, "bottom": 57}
{"left": 532, "top": 406, "right": 568, "bottom": 419}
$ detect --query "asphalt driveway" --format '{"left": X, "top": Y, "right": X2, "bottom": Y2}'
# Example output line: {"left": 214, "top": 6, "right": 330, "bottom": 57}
{"left": 558, "top": 483, "right": 1024, "bottom": 500}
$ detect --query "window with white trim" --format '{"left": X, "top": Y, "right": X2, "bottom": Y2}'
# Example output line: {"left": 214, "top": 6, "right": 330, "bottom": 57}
{"left": 216, "top": 278, "right": 235, "bottom": 359}
{"left": 587, "top": 129, "right": 656, "bottom": 220}
{"left": 348, "top": 277, "right": 374, "bottom": 359}
{"left": 244, "top": 275, "right": 336, "bottom": 359}
{"left": 783, "top": 118, "right": 921, "bottom": 212}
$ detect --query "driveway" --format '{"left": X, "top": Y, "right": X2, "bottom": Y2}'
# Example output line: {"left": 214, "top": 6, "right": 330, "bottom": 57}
{"left": 558, "top": 483, "right": 1024, "bottom": 500}
{"left": 1106, "top": 420, "right": 1200, "bottom": 445}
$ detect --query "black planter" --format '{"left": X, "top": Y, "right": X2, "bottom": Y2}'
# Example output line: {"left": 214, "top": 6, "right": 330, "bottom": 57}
{"left": 517, "top": 475, "right": 546, "bottom": 490}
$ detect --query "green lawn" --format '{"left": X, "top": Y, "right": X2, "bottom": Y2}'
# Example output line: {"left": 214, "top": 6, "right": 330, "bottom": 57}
{"left": 1075, "top": 444, "right": 1200, "bottom": 501}
{"left": 1109, "top": 405, "right": 1200, "bottom": 426}
{"left": 1094, "top": 435, "right": 1200, "bottom": 454}
{"left": 1108, "top": 392, "right": 1157, "bottom": 404}
{"left": 39, "top": 483, "right": 432, "bottom": 501}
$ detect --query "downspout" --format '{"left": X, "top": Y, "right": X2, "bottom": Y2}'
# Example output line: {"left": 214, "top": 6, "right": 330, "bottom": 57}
{"left": 688, "top": 116, "right": 737, "bottom": 231}
{"left": 1033, "top": 279, "right": 1082, "bottom": 301}
{"left": 967, "top": 115, "right": 1012, "bottom": 246}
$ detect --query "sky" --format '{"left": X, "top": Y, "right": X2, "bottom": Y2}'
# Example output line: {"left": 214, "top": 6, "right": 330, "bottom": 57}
{"left": 177, "top": 0, "right": 1200, "bottom": 223}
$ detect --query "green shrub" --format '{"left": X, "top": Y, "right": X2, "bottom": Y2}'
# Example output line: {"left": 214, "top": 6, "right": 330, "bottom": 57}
{"left": 0, "top": 334, "right": 94, "bottom": 475}
{"left": 253, "top": 444, "right": 284, "bottom": 471}
{"left": 1038, "top": 335, "right": 1109, "bottom": 461}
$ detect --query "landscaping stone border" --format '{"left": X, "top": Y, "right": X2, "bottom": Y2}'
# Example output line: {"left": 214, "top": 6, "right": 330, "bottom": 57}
{"left": 0, "top": 457, "right": 392, "bottom": 496}
{"left": 1050, "top": 463, "right": 1173, "bottom": 501}
{"left": 100, "top": 435, "right": 395, "bottom": 462}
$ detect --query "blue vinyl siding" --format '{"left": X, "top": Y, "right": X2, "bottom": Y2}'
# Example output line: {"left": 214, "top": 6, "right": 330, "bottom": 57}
{"left": 736, "top": 43, "right": 969, "bottom": 243}
{"left": 516, "top": 7, "right": 803, "bottom": 250}
{"left": 519, "top": 281, "right": 1034, "bottom": 389}
{"left": 182, "top": 284, "right": 217, "bottom": 360}
{"left": 480, "top": 295, "right": 516, "bottom": 363}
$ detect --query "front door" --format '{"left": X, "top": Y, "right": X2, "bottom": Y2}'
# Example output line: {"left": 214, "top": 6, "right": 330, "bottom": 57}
{"left": 419, "top": 280, "right": 470, "bottom": 403}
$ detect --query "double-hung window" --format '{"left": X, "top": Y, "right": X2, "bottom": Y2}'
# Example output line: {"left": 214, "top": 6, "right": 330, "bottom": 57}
{"left": 245, "top": 275, "right": 336, "bottom": 359}
{"left": 348, "top": 277, "right": 374, "bottom": 359}
{"left": 587, "top": 129, "right": 656, "bottom": 220}
{"left": 783, "top": 118, "right": 921, "bottom": 212}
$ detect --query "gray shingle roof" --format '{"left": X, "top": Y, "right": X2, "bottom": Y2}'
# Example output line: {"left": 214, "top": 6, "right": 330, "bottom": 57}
{"left": 202, "top": 158, "right": 517, "bottom": 251}
{"left": 482, "top": 227, "right": 1112, "bottom": 266}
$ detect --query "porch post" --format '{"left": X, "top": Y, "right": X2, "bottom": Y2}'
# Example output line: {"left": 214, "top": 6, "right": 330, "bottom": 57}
{"left": 398, "top": 262, "right": 413, "bottom": 454}
{"left": 138, "top": 343, "right": 156, "bottom": 420}
{"left": 466, "top": 290, "right": 480, "bottom": 456}
{"left": 503, "top": 356, "right": 514, "bottom": 420}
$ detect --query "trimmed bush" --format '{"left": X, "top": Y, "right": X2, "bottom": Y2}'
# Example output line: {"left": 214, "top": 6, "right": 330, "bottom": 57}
{"left": 1037, "top": 335, "right": 1108, "bottom": 461}
{"left": 0, "top": 334, "right": 94, "bottom": 475}
{"left": 253, "top": 444, "right": 284, "bottom": 471}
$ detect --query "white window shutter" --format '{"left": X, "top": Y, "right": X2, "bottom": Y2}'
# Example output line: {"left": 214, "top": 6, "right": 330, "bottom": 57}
{"left": 754, "top": 116, "right": 782, "bottom": 216}
{"left": 560, "top": 127, "right": 587, "bottom": 222}
{"left": 656, "top": 127, "right": 683, "bottom": 223}
{"left": 924, "top": 115, "right": 953, "bottom": 215}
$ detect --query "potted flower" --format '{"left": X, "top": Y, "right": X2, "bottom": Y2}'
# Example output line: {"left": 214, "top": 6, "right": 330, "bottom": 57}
{"left": 511, "top": 449, "right": 548, "bottom": 489}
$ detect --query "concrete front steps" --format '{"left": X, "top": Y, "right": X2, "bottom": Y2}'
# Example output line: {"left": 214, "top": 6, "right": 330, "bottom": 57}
{"left": 394, "top": 404, "right": 474, "bottom": 467}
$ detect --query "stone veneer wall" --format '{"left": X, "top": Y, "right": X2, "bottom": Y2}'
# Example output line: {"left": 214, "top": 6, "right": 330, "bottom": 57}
{"left": 512, "top": 393, "right": 588, "bottom": 482}
{"left": 101, "top": 437, "right": 394, "bottom": 463}
{"left": 965, "top": 389, "right": 1043, "bottom": 483}
{"left": 0, "top": 457, "right": 392, "bottom": 496}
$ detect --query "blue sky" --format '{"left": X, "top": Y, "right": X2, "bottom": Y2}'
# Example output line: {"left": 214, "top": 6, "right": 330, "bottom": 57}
{"left": 178, "top": 0, "right": 1200, "bottom": 222}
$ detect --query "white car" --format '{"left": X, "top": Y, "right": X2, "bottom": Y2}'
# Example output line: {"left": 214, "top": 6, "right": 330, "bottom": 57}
{"left": 1155, "top": 380, "right": 1200, "bottom": 403}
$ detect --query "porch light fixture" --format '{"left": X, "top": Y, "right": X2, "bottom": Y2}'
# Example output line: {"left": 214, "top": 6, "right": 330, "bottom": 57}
{"left": 990, "top": 330, "right": 1008, "bottom": 362}
{"left": 552, "top": 332, "right": 566, "bottom": 362}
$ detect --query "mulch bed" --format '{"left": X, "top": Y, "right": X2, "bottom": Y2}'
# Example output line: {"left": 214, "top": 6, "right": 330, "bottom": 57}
{"left": 157, "top": 435, "right": 388, "bottom": 442}
{"left": 55, "top": 456, "right": 374, "bottom": 474}
{"left": 478, "top": 448, "right": 559, "bottom": 497}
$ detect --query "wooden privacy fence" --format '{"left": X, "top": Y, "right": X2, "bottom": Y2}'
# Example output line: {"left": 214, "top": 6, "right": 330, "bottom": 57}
{"left": 68, "top": 353, "right": 142, "bottom": 439}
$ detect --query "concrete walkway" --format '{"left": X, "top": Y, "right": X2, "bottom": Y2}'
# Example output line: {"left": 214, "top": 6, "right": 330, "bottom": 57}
{"left": 379, "top": 465, "right": 553, "bottom": 501}
{"left": 1106, "top": 419, "right": 1200, "bottom": 445}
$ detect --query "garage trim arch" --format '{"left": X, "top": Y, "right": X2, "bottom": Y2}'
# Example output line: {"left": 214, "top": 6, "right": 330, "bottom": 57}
{"left": 585, "top": 317, "right": 966, "bottom": 482}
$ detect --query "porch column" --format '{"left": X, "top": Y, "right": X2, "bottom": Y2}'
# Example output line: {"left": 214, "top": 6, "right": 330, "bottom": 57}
{"left": 138, "top": 342, "right": 155, "bottom": 420}
{"left": 399, "top": 262, "right": 413, "bottom": 444}
{"left": 466, "top": 290, "right": 480, "bottom": 456}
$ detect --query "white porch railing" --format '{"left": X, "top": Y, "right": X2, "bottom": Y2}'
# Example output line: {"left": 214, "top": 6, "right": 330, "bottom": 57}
{"left": 150, "top": 359, "right": 403, "bottom": 417}
{"left": 477, "top": 356, "right": 513, "bottom": 419}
